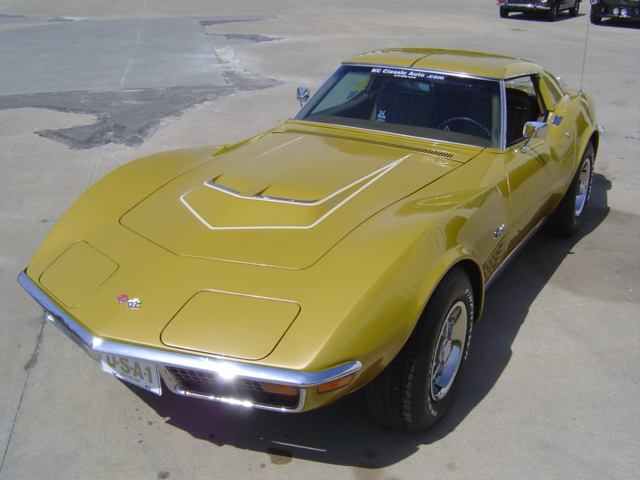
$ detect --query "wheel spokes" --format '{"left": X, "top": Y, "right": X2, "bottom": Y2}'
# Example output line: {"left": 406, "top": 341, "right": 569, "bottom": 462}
{"left": 575, "top": 157, "right": 592, "bottom": 218}
{"left": 431, "top": 301, "right": 468, "bottom": 400}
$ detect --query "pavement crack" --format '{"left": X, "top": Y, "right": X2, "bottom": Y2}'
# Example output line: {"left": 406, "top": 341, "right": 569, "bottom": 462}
{"left": 1, "top": 319, "right": 46, "bottom": 474}
{"left": 208, "top": 33, "right": 281, "bottom": 44}
{"left": 120, "top": 18, "right": 145, "bottom": 88}
{"left": 199, "top": 15, "right": 280, "bottom": 26}
{"left": 24, "top": 317, "right": 46, "bottom": 371}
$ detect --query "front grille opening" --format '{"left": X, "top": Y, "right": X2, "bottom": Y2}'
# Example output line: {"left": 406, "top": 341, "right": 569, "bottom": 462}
{"left": 167, "top": 366, "right": 299, "bottom": 409}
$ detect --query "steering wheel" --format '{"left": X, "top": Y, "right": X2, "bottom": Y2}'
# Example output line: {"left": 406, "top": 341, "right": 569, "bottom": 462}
{"left": 437, "top": 117, "right": 492, "bottom": 140}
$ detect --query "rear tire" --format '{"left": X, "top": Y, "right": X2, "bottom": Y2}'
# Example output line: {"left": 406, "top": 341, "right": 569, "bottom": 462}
{"left": 547, "top": 1, "right": 559, "bottom": 21}
{"left": 547, "top": 143, "right": 595, "bottom": 236}
{"left": 500, "top": 7, "right": 509, "bottom": 18}
{"left": 569, "top": 1, "right": 579, "bottom": 16}
{"left": 366, "top": 268, "right": 474, "bottom": 433}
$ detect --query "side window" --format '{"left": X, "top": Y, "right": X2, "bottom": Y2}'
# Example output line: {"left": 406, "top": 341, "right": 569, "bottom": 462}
{"left": 541, "top": 71, "right": 565, "bottom": 108}
{"left": 504, "top": 75, "right": 545, "bottom": 145}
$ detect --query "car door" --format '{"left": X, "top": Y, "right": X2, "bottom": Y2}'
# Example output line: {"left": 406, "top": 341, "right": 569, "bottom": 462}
{"left": 503, "top": 74, "right": 575, "bottom": 249}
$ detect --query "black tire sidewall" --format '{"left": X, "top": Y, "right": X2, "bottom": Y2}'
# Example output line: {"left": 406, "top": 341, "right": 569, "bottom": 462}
{"left": 547, "top": 142, "right": 595, "bottom": 236}
{"left": 572, "top": 145, "right": 594, "bottom": 227}
{"left": 405, "top": 269, "right": 474, "bottom": 432}
{"left": 570, "top": 0, "right": 579, "bottom": 16}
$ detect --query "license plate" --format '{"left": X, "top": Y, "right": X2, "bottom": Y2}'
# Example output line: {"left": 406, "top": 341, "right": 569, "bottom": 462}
{"left": 101, "top": 354, "right": 161, "bottom": 395}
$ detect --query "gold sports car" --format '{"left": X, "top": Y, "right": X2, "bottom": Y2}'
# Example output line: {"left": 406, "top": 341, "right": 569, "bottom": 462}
{"left": 18, "top": 49, "right": 603, "bottom": 433}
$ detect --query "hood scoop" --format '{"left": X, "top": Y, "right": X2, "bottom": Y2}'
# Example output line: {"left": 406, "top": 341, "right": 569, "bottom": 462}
{"left": 181, "top": 156, "right": 408, "bottom": 230}
{"left": 208, "top": 176, "right": 319, "bottom": 204}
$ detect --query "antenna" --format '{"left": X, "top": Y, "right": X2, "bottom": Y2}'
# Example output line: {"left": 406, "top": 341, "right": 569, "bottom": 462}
{"left": 579, "top": 18, "right": 591, "bottom": 95}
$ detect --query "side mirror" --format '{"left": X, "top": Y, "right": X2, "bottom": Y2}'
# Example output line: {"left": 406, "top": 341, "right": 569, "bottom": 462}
{"left": 521, "top": 121, "right": 548, "bottom": 152}
{"left": 297, "top": 87, "right": 310, "bottom": 106}
{"left": 523, "top": 121, "right": 548, "bottom": 138}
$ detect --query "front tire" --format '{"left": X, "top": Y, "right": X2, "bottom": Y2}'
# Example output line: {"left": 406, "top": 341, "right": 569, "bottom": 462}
{"left": 547, "top": 1, "right": 559, "bottom": 21}
{"left": 547, "top": 142, "right": 595, "bottom": 236}
{"left": 366, "top": 268, "right": 474, "bottom": 433}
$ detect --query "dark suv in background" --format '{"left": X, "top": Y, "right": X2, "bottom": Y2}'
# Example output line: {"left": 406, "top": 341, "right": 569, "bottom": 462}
{"left": 590, "top": 0, "right": 640, "bottom": 23}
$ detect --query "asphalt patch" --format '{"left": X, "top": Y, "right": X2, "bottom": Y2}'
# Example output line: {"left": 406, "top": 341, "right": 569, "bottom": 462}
{"left": 0, "top": 71, "right": 277, "bottom": 149}
{"left": 0, "top": 15, "right": 281, "bottom": 149}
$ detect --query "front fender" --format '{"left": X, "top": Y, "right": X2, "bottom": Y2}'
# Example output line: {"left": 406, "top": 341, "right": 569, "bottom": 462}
{"left": 573, "top": 90, "right": 602, "bottom": 166}
{"left": 275, "top": 181, "right": 496, "bottom": 389}
{"left": 26, "top": 145, "right": 227, "bottom": 277}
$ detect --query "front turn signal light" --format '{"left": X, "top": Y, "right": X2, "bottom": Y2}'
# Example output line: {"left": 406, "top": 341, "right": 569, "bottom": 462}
{"left": 260, "top": 382, "right": 299, "bottom": 397}
{"left": 316, "top": 374, "right": 355, "bottom": 394}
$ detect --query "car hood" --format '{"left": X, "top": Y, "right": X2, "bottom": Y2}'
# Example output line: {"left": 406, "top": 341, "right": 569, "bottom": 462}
{"left": 120, "top": 124, "right": 471, "bottom": 269}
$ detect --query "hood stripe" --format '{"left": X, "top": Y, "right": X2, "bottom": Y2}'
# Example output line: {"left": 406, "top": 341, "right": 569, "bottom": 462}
{"left": 180, "top": 154, "right": 411, "bottom": 230}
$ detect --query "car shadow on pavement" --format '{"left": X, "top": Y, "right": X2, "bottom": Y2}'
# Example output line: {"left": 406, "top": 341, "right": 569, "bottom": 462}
{"left": 130, "top": 173, "right": 611, "bottom": 469}
{"left": 593, "top": 19, "right": 640, "bottom": 29}
{"left": 503, "top": 12, "right": 584, "bottom": 22}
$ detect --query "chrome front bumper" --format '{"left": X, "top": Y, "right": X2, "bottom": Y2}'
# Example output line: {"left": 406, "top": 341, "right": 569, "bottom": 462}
{"left": 18, "top": 271, "right": 361, "bottom": 412}
{"left": 504, "top": 1, "right": 552, "bottom": 9}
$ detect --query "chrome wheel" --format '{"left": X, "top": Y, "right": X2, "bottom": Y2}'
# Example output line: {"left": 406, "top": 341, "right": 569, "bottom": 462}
{"left": 574, "top": 154, "right": 592, "bottom": 218}
{"left": 365, "top": 268, "right": 473, "bottom": 432}
{"left": 546, "top": 142, "right": 595, "bottom": 236}
{"left": 430, "top": 300, "right": 468, "bottom": 401}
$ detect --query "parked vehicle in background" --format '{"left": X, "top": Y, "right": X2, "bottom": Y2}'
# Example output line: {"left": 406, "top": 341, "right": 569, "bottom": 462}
{"left": 498, "top": 0, "right": 581, "bottom": 20}
{"left": 590, "top": 0, "right": 640, "bottom": 23}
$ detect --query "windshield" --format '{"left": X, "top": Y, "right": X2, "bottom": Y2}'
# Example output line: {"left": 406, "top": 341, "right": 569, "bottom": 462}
{"left": 295, "top": 65, "right": 501, "bottom": 148}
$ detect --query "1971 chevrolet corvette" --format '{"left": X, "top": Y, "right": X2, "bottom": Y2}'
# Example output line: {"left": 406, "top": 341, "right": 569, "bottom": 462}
{"left": 18, "top": 49, "right": 603, "bottom": 433}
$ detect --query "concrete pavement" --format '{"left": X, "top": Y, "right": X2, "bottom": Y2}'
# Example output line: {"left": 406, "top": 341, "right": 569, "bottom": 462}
{"left": 1, "top": 1, "right": 638, "bottom": 479}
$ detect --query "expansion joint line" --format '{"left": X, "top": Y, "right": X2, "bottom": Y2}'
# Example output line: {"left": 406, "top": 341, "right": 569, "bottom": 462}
{"left": 0, "top": 320, "right": 46, "bottom": 474}
{"left": 120, "top": 0, "right": 151, "bottom": 88}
